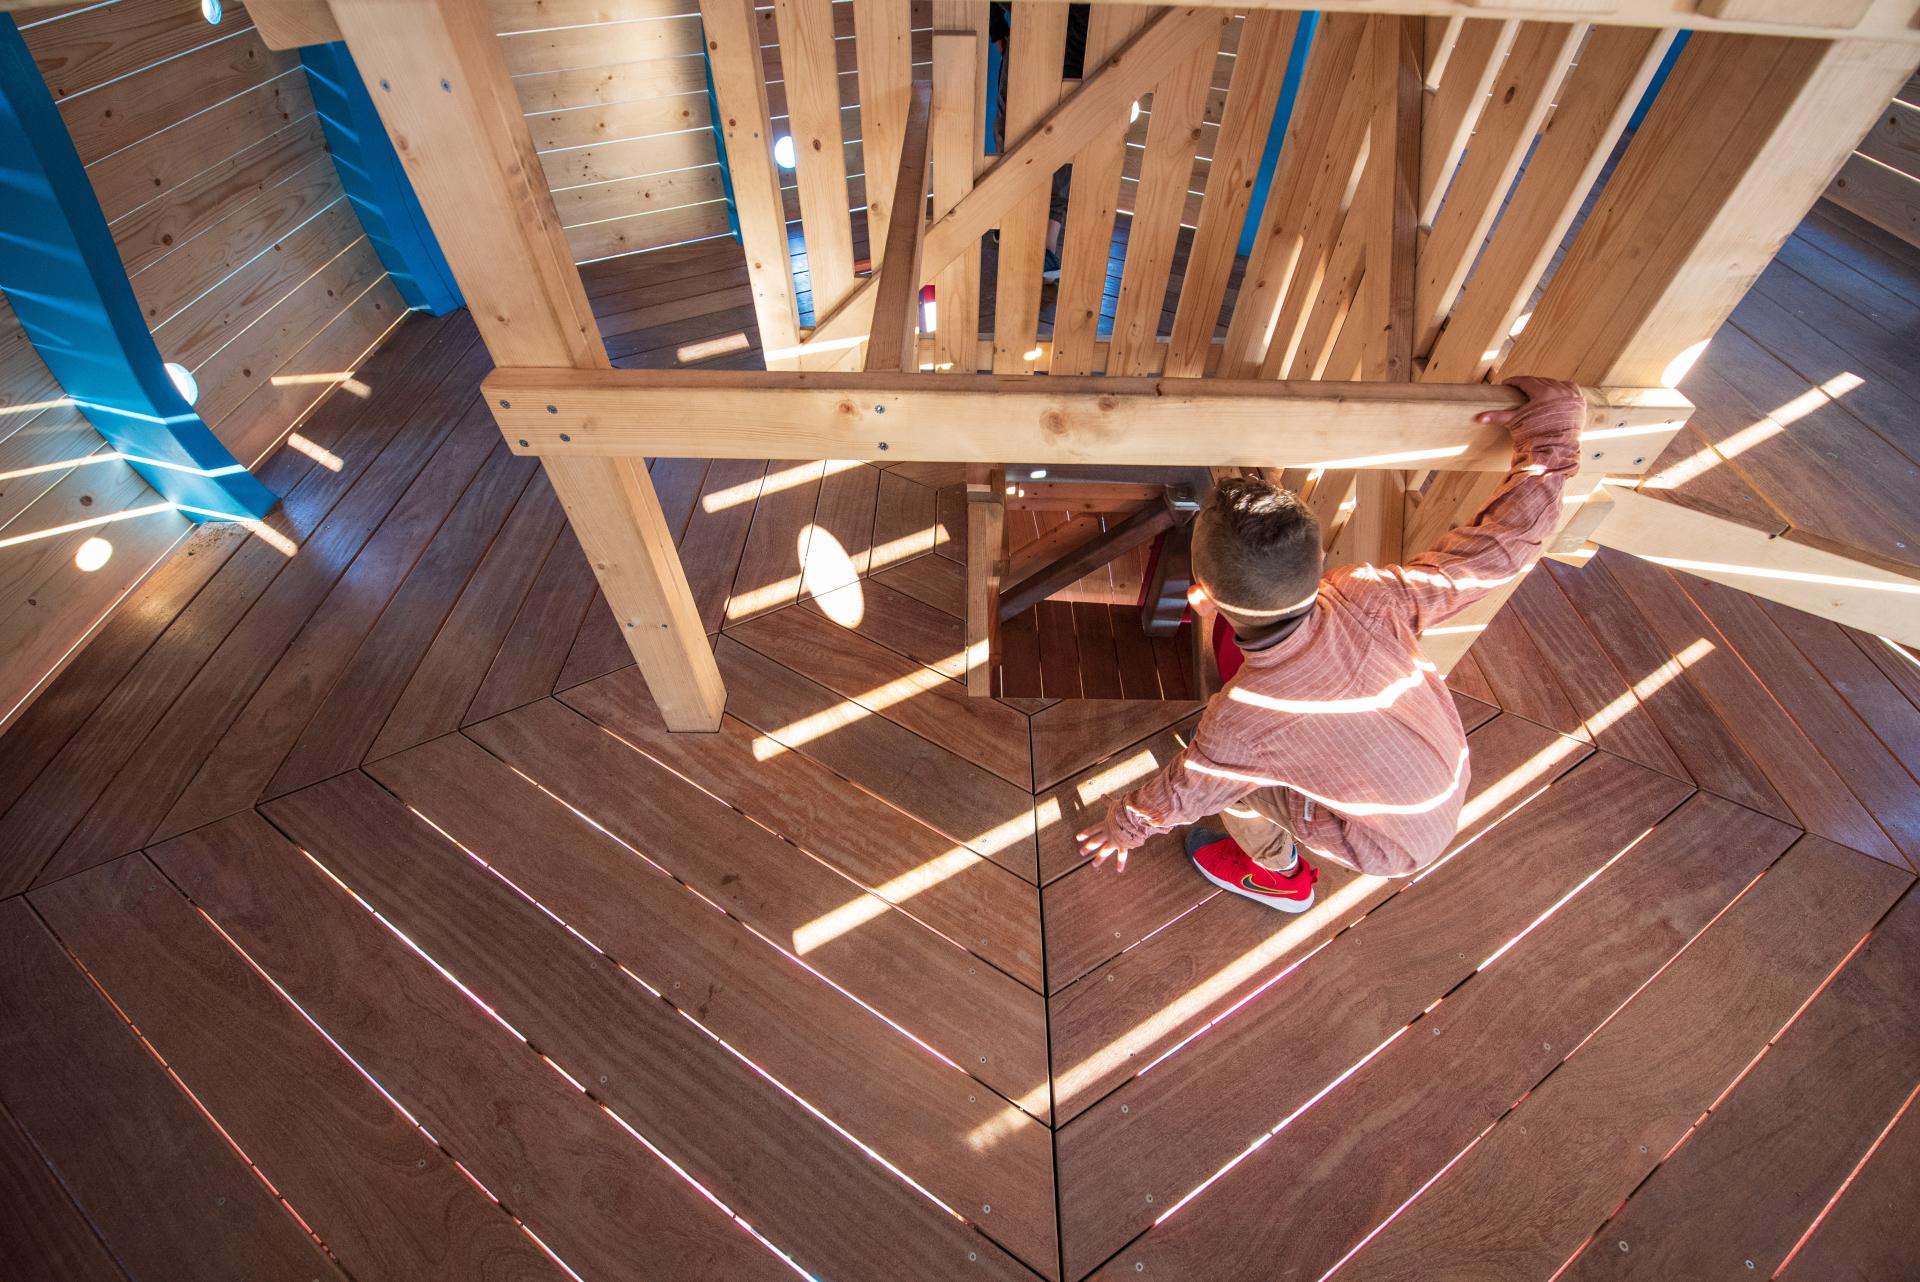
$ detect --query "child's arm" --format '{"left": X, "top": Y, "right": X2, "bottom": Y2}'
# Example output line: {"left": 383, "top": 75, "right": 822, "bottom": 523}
{"left": 1359, "top": 376, "right": 1584, "bottom": 631}
{"left": 1076, "top": 701, "right": 1270, "bottom": 870}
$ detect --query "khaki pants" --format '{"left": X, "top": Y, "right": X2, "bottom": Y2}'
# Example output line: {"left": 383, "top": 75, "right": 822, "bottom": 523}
{"left": 1221, "top": 788, "right": 1304, "bottom": 870}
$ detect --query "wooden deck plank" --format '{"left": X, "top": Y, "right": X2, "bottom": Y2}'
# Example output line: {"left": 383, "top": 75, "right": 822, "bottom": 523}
{"left": 710, "top": 634, "right": 1039, "bottom": 882}
{"left": 0, "top": 521, "right": 244, "bottom": 864}
{"left": 729, "top": 459, "right": 827, "bottom": 624}
{"left": 7, "top": 318, "right": 483, "bottom": 888}
{"left": 1679, "top": 574, "right": 1920, "bottom": 869}
{"left": 1781, "top": 1078, "right": 1920, "bottom": 1282}
{"left": 729, "top": 602, "right": 1033, "bottom": 788}
{"left": 808, "top": 459, "right": 882, "bottom": 590}
{"left": 871, "top": 468, "right": 946, "bottom": 569}
{"left": 1047, "top": 714, "right": 1593, "bottom": 1124}
{"left": 1598, "top": 549, "right": 1904, "bottom": 865}
{"left": 553, "top": 456, "right": 712, "bottom": 694}
{"left": 1056, "top": 749, "right": 1691, "bottom": 1279}
{"left": 1096, "top": 790, "right": 1799, "bottom": 1281}
{"left": 155, "top": 807, "right": 797, "bottom": 1281}
{"left": 463, "top": 523, "right": 601, "bottom": 725}
{"left": 1445, "top": 646, "right": 1499, "bottom": 707}
{"left": 0, "top": 1101, "right": 131, "bottom": 1282}
{"left": 43, "top": 328, "right": 489, "bottom": 861}
{"left": 680, "top": 456, "right": 771, "bottom": 633}
{"left": 365, "top": 468, "right": 568, "bottom": 760}
{"left": 1334, "top": 836, "right": 1912, "bottom": 1282}
{"left": 1453, "top": 689, "right": 1499, "bottom": 733}
{"left": 1035, "top": 715, "right": 1200, "bottom": 887}
{"left": 1544, "top": 556, "right": 1791, "bottom": 818}
{"left": 156, "top": 407, "right": 505, "bottom": 838}
{"left": 0, "top": 899, "right": 342, "bottom": 1282}
{"left": 1763, "top": 603, "right": 1920, "bottom": 772}
{"left": 1501, "top": 564, "right": 1690, "bottom": 780}
{"left": 361, "top": 731, "right": 1060, "bottom": 1276}
{"left": 469, "top": 694, "right": 1049, "bottom": 1110}
{"left": 1563, "top": 882, "right": 1920, "bottom": 1280}
{"left": 265, "top": 445, "right": 540, "bottom": 794}
{"left": 568, "top": 651, "right": 1045, "bottom": 983}
{"left": 30, "top": 854, "right": 560, "bottom": 1281}
{"left": 1030, "top": 697, "right": 1205, "bottom": 795}
{"left": 1683, "top": 326, "right": 1920, "bottom": 576}
{"left": 875, "top": 551, "right": 966, "bottom": 618}
{"left": 800, "top": 577, "right": 968, "bottom": 679}
{"left": 1466, "top": 601, "right": 1589, "bottom": 739}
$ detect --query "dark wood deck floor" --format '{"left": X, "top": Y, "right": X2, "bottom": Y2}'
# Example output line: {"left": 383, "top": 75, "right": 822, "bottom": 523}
{"left": 2, "top": 219, "right": 1917, "bottom": 1282}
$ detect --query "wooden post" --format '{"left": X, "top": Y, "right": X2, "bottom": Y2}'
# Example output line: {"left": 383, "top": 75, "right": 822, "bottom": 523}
{"left": 964, "top": 464, "right": 1005, "bottom": 696}
{"left": 700, "top": 0, "right": 804, "bottom": 368}
{"left": 1412, "top": 30, "right": 1920, "bottom": 674}
{"left": 325, "top": 0, "right": 724, "bottom": 730}
{"left": 929, "top": 26, "right": 983, "bottom": 374}
{"left": 865, "top": 82, "right": 933, "bottom": 373}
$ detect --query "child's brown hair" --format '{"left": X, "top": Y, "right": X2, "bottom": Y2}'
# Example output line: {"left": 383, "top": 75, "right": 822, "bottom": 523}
{"left": 1192, "top": 476, "right": 1323, "bottom": 622}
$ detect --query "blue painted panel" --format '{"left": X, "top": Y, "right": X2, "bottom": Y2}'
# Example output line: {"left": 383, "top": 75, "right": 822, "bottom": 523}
{"left": 1238, "top": 13, "right": 1319, "bottom": 257}
{"left": 300, "top": 41, "right": 463, "bottom": 315}
{"left": 1628, "top": 29, "right": 1690, "bottom": 131}
{"left": 0, "top": 16, "right": 273, "bottom": 521}
{"left": 699, "top": 34, "right": 744, "bottom": 243}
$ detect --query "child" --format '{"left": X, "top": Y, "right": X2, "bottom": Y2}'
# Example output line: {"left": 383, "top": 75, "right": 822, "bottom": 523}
{"left": 1074, "top": 377, "right": 1586, "bottom": 911}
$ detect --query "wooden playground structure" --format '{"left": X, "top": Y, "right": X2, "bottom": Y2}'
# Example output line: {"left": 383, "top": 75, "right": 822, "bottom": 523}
{"left": 209, "top": 0, "right": 1916, "bottom": 732}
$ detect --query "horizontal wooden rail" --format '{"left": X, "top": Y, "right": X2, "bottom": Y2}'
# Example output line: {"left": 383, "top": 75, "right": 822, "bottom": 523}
{"left": 485, "top": 370, "right": 1691, "bottom": 473}
{"left": 1082, "top": 1, "right": 1920, "bottom": 45}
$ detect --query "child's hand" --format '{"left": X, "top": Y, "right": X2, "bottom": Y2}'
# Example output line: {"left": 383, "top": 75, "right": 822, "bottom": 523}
{"left": 1474, "top": 376, "right": 1584, "bottom": 432}
{"left": 1075, "top": 816, "right": 1134, "bottom": 872}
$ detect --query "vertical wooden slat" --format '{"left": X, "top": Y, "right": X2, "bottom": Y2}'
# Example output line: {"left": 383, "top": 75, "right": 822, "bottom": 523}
{"left": 854, "top": 0, "right": 912, "bottom": 262}
{"left": 1217, "top": 15, "right": 1369, "bottom": 378}
{"left": 1418, "top": 19, "right": 1519, "bottom": 228}
{"left": 1363, "top": 14, "right": 1422, "bottom": 384}
{"left": 1048, "top": 4, "right": 1151, "bottom": 376}
{"left": 773, "top": 0, "right": 858, "bottom": 319}
{"left": 865, "top": 81, "right": 933, "bottom": 372}
{"left": 929, "top": 20, "right": 983, "bottom": 372}
{"left": 1422, "top": 14, "right": 1464, "bottom": 91}
{"left": 1165, "top": 9, "right": 1300, "bottom": 378}
{"left": 334, "top": 0, "right": 723, "bottom": 730}
{"left": 990, "top": 1, "right": 1068, "bottom": 375}
{"left": 700, "top": 0, "right": 804, "bottom": 366}
{"left": 1423, "top": 26, "right": 1676, "bottom": 383}
{"left": 1249, "top": 28, "right": 1376, "bottom": 380}
{"left": 1417, "top": 31, "right": 1919, "bottom": 675}
{"left": 1412, "top": 21, "right": 1585, "bottom": 359}
{"left": 1105, "top": 23, "right": 1224, "bottom": 374}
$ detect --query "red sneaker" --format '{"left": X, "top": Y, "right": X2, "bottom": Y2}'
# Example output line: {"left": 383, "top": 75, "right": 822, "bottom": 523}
{"left": 1183, "top": 828, "right": 1318, "bottom": 913}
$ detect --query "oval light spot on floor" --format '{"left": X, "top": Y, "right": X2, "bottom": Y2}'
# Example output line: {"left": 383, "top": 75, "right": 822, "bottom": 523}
{"left": 75, "top": 536, "right": 113, "bottom": 572}
{"left": 798, "top": 524, "right": 863, "bottom": 626}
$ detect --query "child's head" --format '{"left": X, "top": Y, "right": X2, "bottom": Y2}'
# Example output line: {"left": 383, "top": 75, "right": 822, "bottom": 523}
{"left": 1191, "top": 476, "right": 1323, "bottom": 630}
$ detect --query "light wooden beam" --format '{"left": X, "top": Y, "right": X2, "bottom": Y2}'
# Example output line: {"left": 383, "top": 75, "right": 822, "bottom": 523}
{"left": 327, "top": 0, "right": 723, "bottom": 731}
{"left": 247, "top": 0, "right": 342, "bottom": 48}
{"left": 1596, "top": 486, "right": 1920, "bottom": 647}
{"left": 1410, "top": 28, "right": 1920, "bottom": 673}
{"left": 1072, "top": 0, "right": 1920, "bottom": 45}
{"left": 486, "top": 370, "right": 1689, "bottom": 471}
{"left": 864, "top": 81, "right": 931, "bottom": 373}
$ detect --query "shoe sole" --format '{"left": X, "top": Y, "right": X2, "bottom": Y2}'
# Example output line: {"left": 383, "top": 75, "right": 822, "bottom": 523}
{"left": 1190, "top": 854, "right": 1315, "bottom": 914}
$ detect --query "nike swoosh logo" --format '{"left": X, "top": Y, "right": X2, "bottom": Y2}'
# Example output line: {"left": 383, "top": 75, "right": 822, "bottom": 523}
{"left": 1240, "top": 874, "right": 1304, "bottom": 898}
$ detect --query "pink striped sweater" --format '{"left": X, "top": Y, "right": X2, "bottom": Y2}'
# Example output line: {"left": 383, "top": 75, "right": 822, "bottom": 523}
{"left": 1106, "top": 390, "right": 1585, "bottom": 876}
